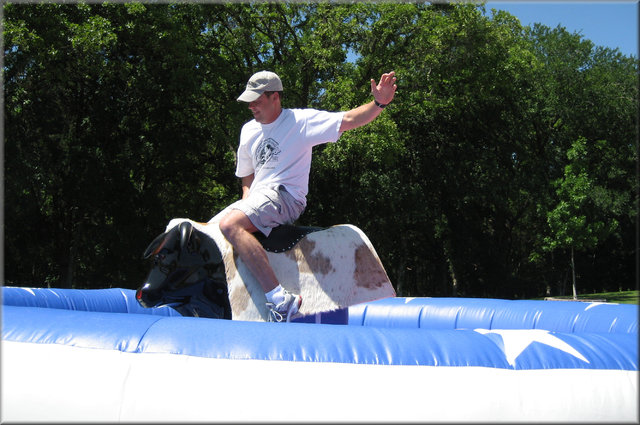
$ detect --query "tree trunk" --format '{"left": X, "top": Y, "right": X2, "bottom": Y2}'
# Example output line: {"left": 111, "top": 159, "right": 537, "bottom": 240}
{"left": 571, "top": 247, "right": 577, "bottom": 300}
{"left": 442, "top": 239, "right": 458, "bottom": 297}
{"left": 395, "top": 239, "right": 406, "bottom": 297}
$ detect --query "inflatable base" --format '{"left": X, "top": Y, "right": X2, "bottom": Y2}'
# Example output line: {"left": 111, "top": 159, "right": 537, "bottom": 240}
{"left": 2, "top": 287, "right": 638, "bottom": 423}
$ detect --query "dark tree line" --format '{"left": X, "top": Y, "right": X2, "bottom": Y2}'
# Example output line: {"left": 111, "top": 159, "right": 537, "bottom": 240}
{"left": 3, "top": 2, "right": 637, "bottom": 299}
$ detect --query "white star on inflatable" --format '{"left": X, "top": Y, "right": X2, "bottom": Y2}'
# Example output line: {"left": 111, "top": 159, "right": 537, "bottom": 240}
{"left": 475, "top": 328, "right": 589, "bottom": 366}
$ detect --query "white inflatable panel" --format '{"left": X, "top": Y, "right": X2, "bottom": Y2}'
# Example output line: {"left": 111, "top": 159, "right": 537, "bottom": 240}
{"left": 2, "top": 287, "right": 637, "bottom": 423}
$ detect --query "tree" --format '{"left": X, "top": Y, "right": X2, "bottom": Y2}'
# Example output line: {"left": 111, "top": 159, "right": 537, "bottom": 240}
{"left": 525, "top": 23, "right": 638, "bottom": 296}
{"left": 3, "top": 2, "right": 636, "bottom": 298}
{"left": 4, "top": 3, "right": 240, "bottom": 288}
{"left": 543, "top": 138, "right": 620, "bottom": 299}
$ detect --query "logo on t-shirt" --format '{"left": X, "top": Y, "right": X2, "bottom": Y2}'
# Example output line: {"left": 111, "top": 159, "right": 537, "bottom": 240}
{"left": 255, "top": 137, "right": 281, "bottom": 170}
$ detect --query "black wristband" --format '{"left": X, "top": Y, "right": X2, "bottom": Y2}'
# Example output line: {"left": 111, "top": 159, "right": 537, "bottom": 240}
{"left": 374, "top": 99, "right": 388, "bottom": 109}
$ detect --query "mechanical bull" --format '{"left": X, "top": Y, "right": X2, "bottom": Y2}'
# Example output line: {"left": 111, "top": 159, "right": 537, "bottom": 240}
{"left": 137, "top": 208, "right": 396, "bottom": 321}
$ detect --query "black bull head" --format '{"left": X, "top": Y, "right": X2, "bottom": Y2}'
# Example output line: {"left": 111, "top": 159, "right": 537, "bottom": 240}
{"left": 136, "top": 221, "right": 232, "bottom": 319}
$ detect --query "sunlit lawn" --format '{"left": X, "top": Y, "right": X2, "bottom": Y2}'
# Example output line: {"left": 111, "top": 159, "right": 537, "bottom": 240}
{"left": 544, "top": 290, "right": 638, "bottom": 304}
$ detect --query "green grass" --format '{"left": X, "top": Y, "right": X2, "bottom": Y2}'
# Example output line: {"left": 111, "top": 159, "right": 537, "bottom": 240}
{"left": 545, "top": 290, "right": 638, "bottom": 304}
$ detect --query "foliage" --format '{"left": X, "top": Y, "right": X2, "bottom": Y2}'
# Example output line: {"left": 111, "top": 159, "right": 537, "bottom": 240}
{"left": 3, "top": 2, "right": 637, "bottom": 298}
{"left": 544, "top": 137, "right": 620, "bottom": 253}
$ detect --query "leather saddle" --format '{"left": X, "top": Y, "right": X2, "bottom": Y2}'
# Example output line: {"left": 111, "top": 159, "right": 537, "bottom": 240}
{"left": 253, "top": 224, "right": 324, "bottom": 253}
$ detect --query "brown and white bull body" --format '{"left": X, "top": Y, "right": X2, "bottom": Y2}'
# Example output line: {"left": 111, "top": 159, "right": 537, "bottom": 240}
{"left": 147, "top": 207, "right": 395, "bottom": 321}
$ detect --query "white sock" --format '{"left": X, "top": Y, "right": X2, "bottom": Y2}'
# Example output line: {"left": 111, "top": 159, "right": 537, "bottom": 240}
{"left": 266, "top": 285, "right": 286, "bottom": 305}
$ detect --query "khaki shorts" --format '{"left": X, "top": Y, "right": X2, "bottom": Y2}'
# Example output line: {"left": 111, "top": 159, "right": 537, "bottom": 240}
{"left": 228, "top": 185, "right": 305, "bottom": 237}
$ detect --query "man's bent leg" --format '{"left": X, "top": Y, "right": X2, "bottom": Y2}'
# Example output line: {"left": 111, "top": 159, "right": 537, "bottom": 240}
{"left": 219, "top": 209, "right": 280, "bottom": 293}
{"left": 220, "top": 188, "right": 304, "bottom": 321}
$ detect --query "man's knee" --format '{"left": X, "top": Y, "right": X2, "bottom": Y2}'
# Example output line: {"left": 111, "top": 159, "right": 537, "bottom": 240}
{"left": 218, "top": 213, "right": 238, "bottom": 240}
{"left": 219, "top": 209, "right": 255, "bottom": 241}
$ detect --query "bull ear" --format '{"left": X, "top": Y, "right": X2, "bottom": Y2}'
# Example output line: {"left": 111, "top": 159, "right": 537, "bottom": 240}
{"left": 178, "top": 221, "right": 193, "bottom": 252}
{"left": 143, "top": 231, "right": 168, "bottom": 259}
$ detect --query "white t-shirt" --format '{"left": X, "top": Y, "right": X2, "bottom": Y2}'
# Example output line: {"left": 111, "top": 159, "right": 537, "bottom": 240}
{"left": 235, "top": 108, "right": 345, "bottom": 204}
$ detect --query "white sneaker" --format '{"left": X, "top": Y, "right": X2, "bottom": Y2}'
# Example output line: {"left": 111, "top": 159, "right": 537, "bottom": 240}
{"left": 266, "top": 290, "right": 302, "bottom": 322}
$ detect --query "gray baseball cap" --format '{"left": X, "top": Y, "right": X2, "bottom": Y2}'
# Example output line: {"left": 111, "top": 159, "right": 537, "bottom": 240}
{"left": 237, "top": 71, "right": 283, "bottom": 102}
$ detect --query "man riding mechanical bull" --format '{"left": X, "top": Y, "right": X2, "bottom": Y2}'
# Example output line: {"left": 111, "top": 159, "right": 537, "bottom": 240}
{"left": 138, "top": 70, "right": 397, "bottom": 322}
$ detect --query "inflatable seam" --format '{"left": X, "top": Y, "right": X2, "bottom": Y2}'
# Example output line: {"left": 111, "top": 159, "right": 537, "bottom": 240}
{"left": 117, "top": 288, "right": 132, "bottom": 314}
{"left": 453, "top": 306, "right": 462, "bottom": 329}
{"left": 358, "top": 305, "right": 368, "bottom": 326}
{"left": 487, "top": 310, "right": 496, "bottom": 330}
{"left": 531, "top": 310, "right": 542, "bottom": 330}
{"left": 130, "top": 317, "right": 168, "bottom": 354}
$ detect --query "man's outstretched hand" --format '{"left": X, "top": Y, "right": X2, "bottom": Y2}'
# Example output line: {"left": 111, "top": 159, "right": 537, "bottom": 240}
{"left": 371, "top": 71, "right": 397, "bottom": 105}
{"left": 339, "top": 71, "right": 398, "bottom": 132}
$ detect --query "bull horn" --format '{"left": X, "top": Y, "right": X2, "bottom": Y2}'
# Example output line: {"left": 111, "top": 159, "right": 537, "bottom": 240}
{"left": 143, "top": 231, "right": 168, "bottom": 259}
{"left": 178, "top": 221, "right": 193, "bottom": 252}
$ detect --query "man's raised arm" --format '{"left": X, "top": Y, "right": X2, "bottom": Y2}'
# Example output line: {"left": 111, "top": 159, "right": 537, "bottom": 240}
{"left": 339, "top": 71, "right": 397, "bottom": 132}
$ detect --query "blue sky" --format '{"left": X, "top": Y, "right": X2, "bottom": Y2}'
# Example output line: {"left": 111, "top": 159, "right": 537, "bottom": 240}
{"left": 484, "top": 1, "right": 639, "bottom": 57}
